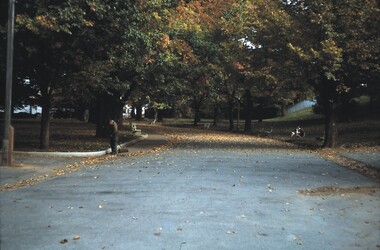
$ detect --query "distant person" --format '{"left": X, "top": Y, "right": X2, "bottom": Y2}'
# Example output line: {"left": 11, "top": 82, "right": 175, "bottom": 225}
{"left": 109, "top": 120, "right": 118, "bottom": 154}
{"left": 291, "top": 126, "right": 305, "bottom": 138}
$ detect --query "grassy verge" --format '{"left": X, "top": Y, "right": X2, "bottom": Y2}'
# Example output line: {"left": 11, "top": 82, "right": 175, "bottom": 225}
{"left": 5, "top": 106, "right": 380, "bottom": 152}
{"left": 261, "top": 107, "right": 379, "bottom": 148}
{"left": 10, "top": 119, "right": 137, "bottom": 152}
{"left": 266, "top": 107, "right": 323, "bottom": 122}
{"left": 161, "top": 107, "right": 380, "bottom": 149}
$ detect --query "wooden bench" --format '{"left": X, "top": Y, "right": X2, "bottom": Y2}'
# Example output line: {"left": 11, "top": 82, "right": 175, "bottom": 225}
{"left": 259, "top": 127, "right": 273, "bottom": 137}
{"left": 203, "top": 123, "right": 211, "bottom": 129}
{"left": 129, "top": 122, "right": 142, "bottom": 135}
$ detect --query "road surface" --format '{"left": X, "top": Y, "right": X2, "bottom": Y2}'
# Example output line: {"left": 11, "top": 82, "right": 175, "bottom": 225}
{"left": 1, "top": 136, "right": 379, "bottom": 250}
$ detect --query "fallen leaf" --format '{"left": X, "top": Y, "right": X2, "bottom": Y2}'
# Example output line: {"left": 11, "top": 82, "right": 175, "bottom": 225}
{"left": 60, "top": 239, "right": 68, "bottom": 244}
{"left": 258, "top": 232, "right": 268, "bottom": 237}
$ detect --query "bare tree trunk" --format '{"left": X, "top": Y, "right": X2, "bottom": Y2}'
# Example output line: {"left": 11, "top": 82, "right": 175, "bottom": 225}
{"left": 227, "top": 99, "right": 234, "bottom": 131}
{"left": 39, "top": 86, "right": 52, "bottom": 149}
{"left": 213, "top": 104, "right": 220, "bottom": 126}
{"left": 95, "top": 94, "right": 125, "bottom": 137}
{"left": 323, "top": 101, "right": 338, "bottom": 148}
{"left": 135, "top": 105, "right": 142, "bottom": 121}
{"left": 244, "top": 89, "right": 253, "bottom": 133}
{"left": 96, "top": 96, "right": 107, "bottom": 137}
{"left": 193, "top": 104, "right": 201, "bottom": 126}
{"left": 192, "top": 95, "right": 205, "bottom": 126}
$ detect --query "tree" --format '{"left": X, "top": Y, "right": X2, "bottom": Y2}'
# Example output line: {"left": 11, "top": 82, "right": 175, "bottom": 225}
{"left": 237, "top": 0, "right": 379, "bottom": 147}
{"left": 283, "top": 0, "right": 380, "bottom": 147}
{"left": 12, "top": 0, "right": 98, "bottom": 148}
{"left": 10, "top": 1, "right": 150, "bottom": 147}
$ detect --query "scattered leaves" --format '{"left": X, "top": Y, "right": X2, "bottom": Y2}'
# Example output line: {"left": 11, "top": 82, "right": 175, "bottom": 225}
{"left": 315, "top": 149, "right": 380, "bottom": 181}
{"left": 298, "top": 186, "right": 380, "bottom": 196}
{"left": 154, "top": 227, "right": 162, "bottom": 236}
{"left": 258, "top": 232, "right": 268, "bottom": 237}
{"left": 3, "top": 123, "right": 378, "bottom": 193}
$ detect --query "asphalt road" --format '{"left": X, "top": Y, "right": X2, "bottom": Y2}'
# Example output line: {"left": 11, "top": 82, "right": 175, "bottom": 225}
{"left": 1, "top": 142, "right": 379, "bottom": 250}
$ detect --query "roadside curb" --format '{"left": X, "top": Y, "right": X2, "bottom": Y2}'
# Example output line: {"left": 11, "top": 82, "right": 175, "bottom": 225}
{"left": 13, "top": 134, "right": 148, "bottom": 158}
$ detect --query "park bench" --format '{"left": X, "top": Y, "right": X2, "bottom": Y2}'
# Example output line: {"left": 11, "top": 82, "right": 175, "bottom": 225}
{"left": 203, "top": 123, "right": 211, "bottom": 129}
{"left": 144, "top": 118, "right": 157, "bottom": 124}
{"left": 259, "top": 127, "right": 273, "bottom": 137}
{"left": 129, "top": 122, "right": 142, "bottom": 135}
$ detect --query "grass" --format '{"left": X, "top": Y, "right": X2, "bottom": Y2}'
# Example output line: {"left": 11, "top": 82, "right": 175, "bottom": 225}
{"left": 259, "top": 107, "right": 379, "bottom": 148}
{"left": 10, "top": 119, "right": 137, "bottom": 152}
{"left": 265, "top": 107, "right": 323, "bottom": 122}
{"left": 4, "top": 103, "right": 380, "bottom": 152}
{"left": 161, "top": 106, "right": 379, "bottom": 149}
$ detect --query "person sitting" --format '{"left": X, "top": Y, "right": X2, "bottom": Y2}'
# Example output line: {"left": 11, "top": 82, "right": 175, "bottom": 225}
{"left": 291, "top": 126, "right": 305, "bottom": 138}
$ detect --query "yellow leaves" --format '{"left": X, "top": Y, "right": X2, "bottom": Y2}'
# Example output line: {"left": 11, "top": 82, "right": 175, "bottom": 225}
{"left": 321, "top": 39, "right": 342, "bottom": 58}
{"left": 287, "top": 43, "right": 311, "bottom": 61}
{"left": 168, "top": 0, "right": 237, "bottom": 32}
{"left": 85, "top": 21, "right": 94, "bottom": 27}
{"left": 143, "top": 56, "right": 155, "bottom": 65}
{"left": 158, "top": 33, "right": 171, "bottom": 49}
{"left": 17, "top": 14, "right": 58, "bottom": 33}
{"left": 36, "top": 15, "right": 58, "bottom": 30}
{"left": 157, "top": 33, "right": 200, "bottom": 64}
{"left": 16, "top": 15, "right": 37, "bottom": 33}
{"left": 152, "top": 12, "right": 161, "bottom": 21}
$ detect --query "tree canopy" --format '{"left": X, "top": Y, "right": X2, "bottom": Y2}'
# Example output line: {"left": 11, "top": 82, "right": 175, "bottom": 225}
{"left": 1, "top": 0, "right": 379, "bottom": 148}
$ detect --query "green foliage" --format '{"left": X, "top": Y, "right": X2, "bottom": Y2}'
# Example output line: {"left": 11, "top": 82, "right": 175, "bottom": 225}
{"left": 2, "top": 0, "right": 378, "bottom": 146}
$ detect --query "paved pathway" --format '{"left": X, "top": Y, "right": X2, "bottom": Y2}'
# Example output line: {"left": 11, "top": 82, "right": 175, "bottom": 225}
{"left": 1, "top": 135, "right": 379, "bottom": 250}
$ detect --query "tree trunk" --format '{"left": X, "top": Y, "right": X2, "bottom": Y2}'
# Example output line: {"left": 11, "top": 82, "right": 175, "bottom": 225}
{"left": 135, "top": 105, "right": 142, "bottom": 121}
{"left": 193, "top": 105, "right": 201, "bottom": 126}
{"left": 96, "top": 96, "right": 107, "bottom": 137}
{"left": 130, "top": 106, "right": 136, "bottom": 119}
{"left": 244, "top": 89, "right": 253, "bottom": 133}
{"left": 227, "top": 99, "right": 234, "bottom": 131}
{"left": 154, "top": 109, "right": 159, "bottom": 121}
{"left": 213, "top": 104, "right": 220, "bottom": 126}
{"left": 95, "top": 94, "right": 124, "bottom": 137}
{"left": 39, "top": 87, "right": 52, "bottom": 149}
{"left": 339, "top": 93, "right": 351, "bottom": 122}
{"left": 368, "top": 81, "right": 379, "bottom": 119}
{"left": 192, "top": 95, "right": 204, "bottom": 127}
{"left": 323, "top": 101, "right": 338, "bottom": 148}
{"left": 280, "top": 104, "right": 287, "bottom": 117}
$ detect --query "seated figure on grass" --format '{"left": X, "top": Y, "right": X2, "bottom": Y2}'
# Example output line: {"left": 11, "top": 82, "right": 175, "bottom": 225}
{"left": 291, "top": 126, "right": 305, "bottom": 138}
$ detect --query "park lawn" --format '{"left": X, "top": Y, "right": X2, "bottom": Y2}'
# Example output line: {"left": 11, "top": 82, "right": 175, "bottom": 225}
{"left": 261, "top": 106, "right": 380, "bottom": 148}
{"left": 11, "top": 119, "right": 137, "bottom": 152}
{"left": 7, "top": 111, "right": 380, "bottom": 152}
{"left": 162, "top": 106, "right": 380, "bottom": 149}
